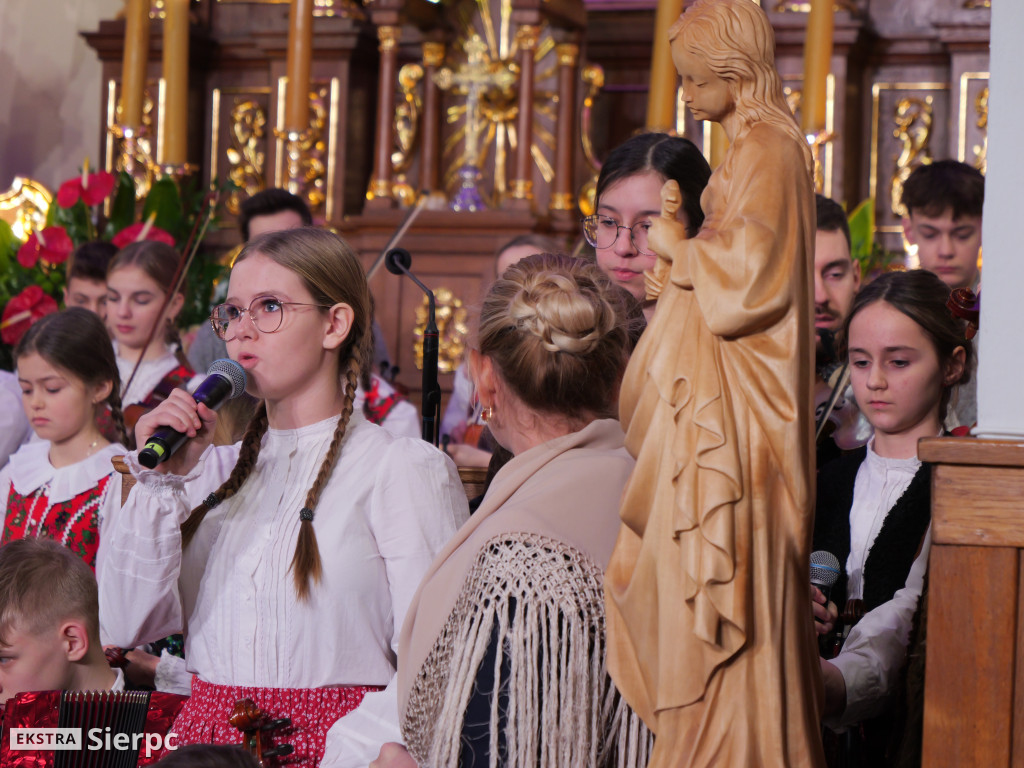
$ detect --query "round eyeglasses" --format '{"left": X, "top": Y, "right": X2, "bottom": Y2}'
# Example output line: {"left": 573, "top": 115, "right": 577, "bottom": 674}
{"left": 210, "top": 296, "right": 331, "bottom": 341}
{"left": 581, "top": 214, "right": 654, "bottom": 256}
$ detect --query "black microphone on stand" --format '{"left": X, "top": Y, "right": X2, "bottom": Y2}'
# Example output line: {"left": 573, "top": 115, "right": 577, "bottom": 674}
{"left": 385, "top": 248, "right": 441, "bottom": 446}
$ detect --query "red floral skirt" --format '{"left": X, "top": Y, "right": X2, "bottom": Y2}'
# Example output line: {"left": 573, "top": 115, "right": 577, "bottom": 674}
{"left": 169, "top": 677, "right": 381, "bottom": 765}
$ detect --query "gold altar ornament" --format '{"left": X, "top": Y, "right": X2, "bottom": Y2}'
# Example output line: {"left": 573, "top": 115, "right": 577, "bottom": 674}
{"left": 413, "top": 289, "right": 468, "bottom": 374}
{"left": 274, "top": 83, "right": 330, "bottom": 212}
{"left": 972, "top": 86, "right": 988, "bottom": 174}
{"left": 391, "top": 64, "right": 425, "bottom": 208}
{"left": 109, "top": 85, "right": 157, "bottom": 200}
{"left": 225, "top": 99, "right": 268, "bottom": 214}
{"left": 891, "top": 95, "right": 934, "bottom": 217}
{"left": 0, "top": 178, "right": 53, "bottom": 241}
{"left": 578, "top": 63, "right": 606, "bottom": 216}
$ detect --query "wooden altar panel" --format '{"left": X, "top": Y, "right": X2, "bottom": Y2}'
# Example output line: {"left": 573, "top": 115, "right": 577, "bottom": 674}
{"left": 919, "top": 438, "right": 1024, "bottom": 768}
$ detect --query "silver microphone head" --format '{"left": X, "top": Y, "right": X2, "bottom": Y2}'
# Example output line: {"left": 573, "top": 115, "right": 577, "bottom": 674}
{"left": 810, "top": 550, "right": 841, "bottom": 590}
{"left": 207, "top": 358, "right": 247, "bottom": 399}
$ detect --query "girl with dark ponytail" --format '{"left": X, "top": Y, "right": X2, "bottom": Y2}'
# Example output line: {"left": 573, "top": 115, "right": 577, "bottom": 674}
{"left": 99, "top": 228, "right": 468, "bottom": 767}
{"left": 0, "top": 308, "right": 127, "bottom": 572}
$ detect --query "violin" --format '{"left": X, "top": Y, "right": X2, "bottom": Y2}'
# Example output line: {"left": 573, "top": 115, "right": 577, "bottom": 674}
{"left": 947, "top": 287, "right": 980, "bottom": 340}
{"left": 230, "top": 698, "right": 294, "bottom": 766}
{"left": 814, "top": 331, "right": 872, "bottom": 451}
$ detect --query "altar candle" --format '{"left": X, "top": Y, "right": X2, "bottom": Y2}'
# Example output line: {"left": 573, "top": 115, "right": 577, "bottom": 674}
{"left": 161, "top": 0, "right": 189, "bottom": 164}
{"left": 285, "top": 0, "right": 315, "bottom": 132}
{"left": 120, "top": 0, "right": 150, "bottom": 128}
{"left": 802, "top": 0, "right": 835, "bottom": 134}
{"left": 646, "top": 0, "right": 685, "bottom": 131}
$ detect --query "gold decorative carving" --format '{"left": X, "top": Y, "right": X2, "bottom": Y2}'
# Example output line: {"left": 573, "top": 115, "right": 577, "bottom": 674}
{"left": 783, "top": 86, "right": 802, "bottom": 118}
{"left": 0, "top": 177, "right": 53, "bottom": 241}
{"left": 972, "top": 86, "right": 988, "bottom": 174}
{"left": 414, "top": 288, "right": 468, "bottom": 374}
{"left": 773, "top": 0, "right": 856, "bottom": 11}
{"left": 578, "top": 63, "right": 605, "bottom": 216}
{"left": 423, "top": 42, "right": 445, "bottom": 68}
{"left": 509, "top": 179, "right": 533, "bottom": 200}
{"left": 869, "top": 82, "right": 948, "bottom": 233}
{"left": 149, "top": 0, "right": 166, "bottom": 20}
{"left": 556, "top": 43, "right": 579, "bottom": 68}
{"left": 378, "top": 25, "right": 400, "bottom": 54}
{"left": 890, "top": 95, "right": 934, "bottom": 217}
{"left": 963, "top": 0, "right": 990, "bottom": 8}
{"left": 515, "top": 24, "right": 541, "bottom": 52}
{"left": 273, "top": 83, "right": 330, "bottom": 212}
{"left": 225, "top": 99, "right": 267, "bottom": 214}
{"left": 549, "top": 191, "right": 574, "bottom": 211}
{"left": 392, "top": 64, "right": 424, "bottom": 208}
{"left": 109, "top": 84, "right": 157, "bottom": 199}
{"left": 366, "top": 177, "right": 392, "bottom": 200}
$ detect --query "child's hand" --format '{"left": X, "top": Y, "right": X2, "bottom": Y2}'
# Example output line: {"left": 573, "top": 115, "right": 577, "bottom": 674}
{"left": 134, "top": 389, "right": 218, "bottom": 476}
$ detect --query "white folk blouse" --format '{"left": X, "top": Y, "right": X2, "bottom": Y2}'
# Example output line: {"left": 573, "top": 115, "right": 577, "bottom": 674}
{"left": 99, "top": 412, "right": 468, "bottom": 762}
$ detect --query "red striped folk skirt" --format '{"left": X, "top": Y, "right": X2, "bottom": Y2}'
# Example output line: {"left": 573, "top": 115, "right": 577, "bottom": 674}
{"left": 168, "top": 677, "right": 382, "bottom": 765}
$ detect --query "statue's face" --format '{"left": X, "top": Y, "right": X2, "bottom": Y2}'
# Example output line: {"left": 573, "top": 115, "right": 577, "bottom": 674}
{"left": 671, "top": 41, "right": 735, "bottom": 124}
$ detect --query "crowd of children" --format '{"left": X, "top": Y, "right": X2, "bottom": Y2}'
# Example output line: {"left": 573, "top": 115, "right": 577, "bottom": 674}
{"left": 0, "top": 132, "right": 985, "bottom": 768}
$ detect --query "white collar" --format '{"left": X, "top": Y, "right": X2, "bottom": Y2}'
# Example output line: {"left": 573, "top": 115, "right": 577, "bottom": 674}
{"left": 7, "top": 442, "right": 126, "bottom": 503}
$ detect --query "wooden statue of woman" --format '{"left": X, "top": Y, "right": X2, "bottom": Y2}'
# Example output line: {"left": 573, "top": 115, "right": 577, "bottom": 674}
{"left": 604, "top": 0, "right": 826, "bottom": 765}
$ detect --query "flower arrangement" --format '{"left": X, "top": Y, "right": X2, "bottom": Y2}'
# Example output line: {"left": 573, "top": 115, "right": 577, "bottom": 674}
{"left": 0, "top": 162, "right": 226, "bottom": 370}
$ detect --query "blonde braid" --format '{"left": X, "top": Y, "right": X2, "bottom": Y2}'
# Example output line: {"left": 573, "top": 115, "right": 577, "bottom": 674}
{"left": 181, "top": 402, "right": 269, "bottom": 547}
{"left": 290, "top": 355, "right": 360, "bottom": 600}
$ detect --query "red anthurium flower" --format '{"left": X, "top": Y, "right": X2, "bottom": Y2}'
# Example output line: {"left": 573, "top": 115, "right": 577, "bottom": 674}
{"left": 16, "top": 227, "right": 73, "bottom": 268}
{"left": 112, "top": 220, "right": 175, "bottom": 249}
{"left": 57, "top": 170, "right": 116, "bottom": 208}
{"left": 0, "top": 286, "right": 59, "bottom": 346}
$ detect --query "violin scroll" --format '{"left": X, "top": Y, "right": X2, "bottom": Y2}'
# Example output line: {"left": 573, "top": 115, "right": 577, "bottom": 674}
{"left": 230, "top": 698, "right": 294, "bottom": 766}
{"left": 947, "top": 287, "right": 980, "bottom": 340}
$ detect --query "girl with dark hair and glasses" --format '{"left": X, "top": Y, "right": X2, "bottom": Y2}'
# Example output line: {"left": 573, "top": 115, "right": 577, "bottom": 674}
{"left": 100, "top": 228, "right": 468, "bottom": 767}
{"left": 582, "top": 132, "right": 711, "bottom": 319}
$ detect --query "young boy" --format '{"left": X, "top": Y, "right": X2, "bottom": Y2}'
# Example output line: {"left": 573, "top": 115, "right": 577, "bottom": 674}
{"left": 63, "top": 241, "right": 118, "bottom": 320}
{"left": 0, "top": 538, "right": 119, "bottom": 703}
{"left": 901, "top": 160, "right": 985, "bottom": 291}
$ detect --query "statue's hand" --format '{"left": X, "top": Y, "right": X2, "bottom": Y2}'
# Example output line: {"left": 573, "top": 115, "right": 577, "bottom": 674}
{"left": 648, "top": 179, "right": 689, "bottom": 261}
{"left": 644, "top": 257, "right": 671, "bottom": 301}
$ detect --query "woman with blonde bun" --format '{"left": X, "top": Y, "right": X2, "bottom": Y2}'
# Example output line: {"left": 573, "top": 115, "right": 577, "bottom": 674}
{"left": 366, "top": 253, "right": 651, "bottom": 768}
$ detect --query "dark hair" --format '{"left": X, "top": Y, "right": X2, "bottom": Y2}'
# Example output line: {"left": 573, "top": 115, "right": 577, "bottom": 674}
{"left": 67, "top": 241, "right": 117, "bottom": 283}
{"left": 181, "top": 228, "right": 372, "bottom": 601}
{"left": 595, "top": 133, "right": 711, "bottom": 238}
{"left": 153, "top": 745, "right": 259, "bottom": 768}
{"left": 108, "top": 240, "right": 190, "bottom": 363}
{"left": 239, "top": 188, "right": 313, "bottom": 241}
{"left": 901, "top": 160, "right": 985, "bottom": 220}
{"left": 478, "top": 253, "right": 630, "bottom": 423}
{"left": 816, "top": 194, "right": 851, "bottom": 251}
{"left": 0, "top": 538, "right": 101, "bottom": 646}
{"left": 843, "top": 269, "right": 973, "bottom": 422}
{"left": 15, "top": 308, "right": 126, "bottom": 445}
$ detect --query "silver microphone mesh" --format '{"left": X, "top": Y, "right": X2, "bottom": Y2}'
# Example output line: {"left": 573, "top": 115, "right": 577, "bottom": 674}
{"left": 207, "top": 358, "right": 247, "bottom": 399}
{"left": 809, "top": 550, "right": 841, "bottom": 589}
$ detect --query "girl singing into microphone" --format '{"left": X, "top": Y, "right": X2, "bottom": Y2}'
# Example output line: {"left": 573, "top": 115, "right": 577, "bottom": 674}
{"left": 100, "top": 228, "right": 469, "bottom": 766}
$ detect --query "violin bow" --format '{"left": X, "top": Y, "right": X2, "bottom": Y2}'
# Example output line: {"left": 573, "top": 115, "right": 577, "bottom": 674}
{"left": 815, "top": 362, "right": 852, "bottom": 444}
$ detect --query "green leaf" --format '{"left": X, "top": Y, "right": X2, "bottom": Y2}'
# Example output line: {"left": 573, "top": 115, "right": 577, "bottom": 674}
{"left": 142, "top": 177, "right": 184, "bottom": 240}
{"left": 0, "top": 219, "right": 17, "bottom": 259}
{"left": 108, "top": 172, "right": 137, "bottom": 235}
{"left": 847, "top": 199, "right": 875, "bottom": 277}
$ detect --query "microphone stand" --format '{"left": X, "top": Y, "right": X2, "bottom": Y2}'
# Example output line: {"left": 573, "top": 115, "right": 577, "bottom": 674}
{"left": 385, "top": 248, "right": 440, "bottom": 446}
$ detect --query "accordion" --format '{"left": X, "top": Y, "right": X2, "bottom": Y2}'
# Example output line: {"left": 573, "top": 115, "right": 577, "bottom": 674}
{"left": 0, "top": 689, "right": 186, "bottom": 768}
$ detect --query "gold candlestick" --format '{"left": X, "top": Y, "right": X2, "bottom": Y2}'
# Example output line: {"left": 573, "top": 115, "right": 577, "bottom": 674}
{"left": 160, "top": 0, "right": 189, "bottom": 164}
{"left": 801, "top": 0, "right": 835, "bottom": 134}
{"left": 285, "top": 0, "right": 314, "bottom": 131}
{"left": 121, "top": 0, "right": 151, "bottom": 129}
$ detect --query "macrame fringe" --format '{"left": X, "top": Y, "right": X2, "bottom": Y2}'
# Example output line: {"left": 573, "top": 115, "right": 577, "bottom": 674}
{"left": 404, "top": 533, "right": 652, "bottom": 768}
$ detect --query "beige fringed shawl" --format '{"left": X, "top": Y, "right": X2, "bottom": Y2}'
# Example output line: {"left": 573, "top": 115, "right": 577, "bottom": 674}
{"left": 397, "top": 419, "right": 651, "bottom": 768}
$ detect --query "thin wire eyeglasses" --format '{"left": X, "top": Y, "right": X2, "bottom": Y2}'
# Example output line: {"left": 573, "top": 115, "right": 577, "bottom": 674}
{"left": 210, "top": 296, "right": 331, "bottom": 341}
{"left": 580, "top": 214, "right": 654, "bottom": 256}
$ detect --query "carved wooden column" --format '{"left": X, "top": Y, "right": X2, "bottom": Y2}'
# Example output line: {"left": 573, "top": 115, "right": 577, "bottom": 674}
{"left": 508, "top": 24, "right": 539, "bottom": 209}
{"left": 420, "top": 42, "right": 445, "bottom": 196}
{"left": 550, "top": 42, "right": 578, "bottom": 215}
{"left": 367, "top": 24, "right": 400, "bottom": 209}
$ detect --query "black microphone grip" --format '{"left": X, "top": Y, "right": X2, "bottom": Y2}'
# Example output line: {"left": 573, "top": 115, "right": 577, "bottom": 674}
{"left": 137, "top": 360, "right": 246, "bottom": 469}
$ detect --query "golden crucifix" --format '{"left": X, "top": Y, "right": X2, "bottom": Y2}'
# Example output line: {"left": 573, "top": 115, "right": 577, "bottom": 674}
{"left": 434, "top": 34, "right": 516, "bottom": 209}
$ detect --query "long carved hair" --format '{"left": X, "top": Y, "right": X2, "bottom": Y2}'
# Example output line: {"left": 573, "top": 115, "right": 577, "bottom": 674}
{"left": 670, "top": 0, "right": 813, "bottom": 176}
{"left": 180, "top": 228, "right": 373, "bottom": 600}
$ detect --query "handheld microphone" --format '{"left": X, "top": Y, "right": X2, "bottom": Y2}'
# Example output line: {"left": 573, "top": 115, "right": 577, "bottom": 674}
{"left": 810, "top": 550, "right": 841, "bottom": 601}
{"left": 137, "top": 359, "right": 247, "bottom": 469}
